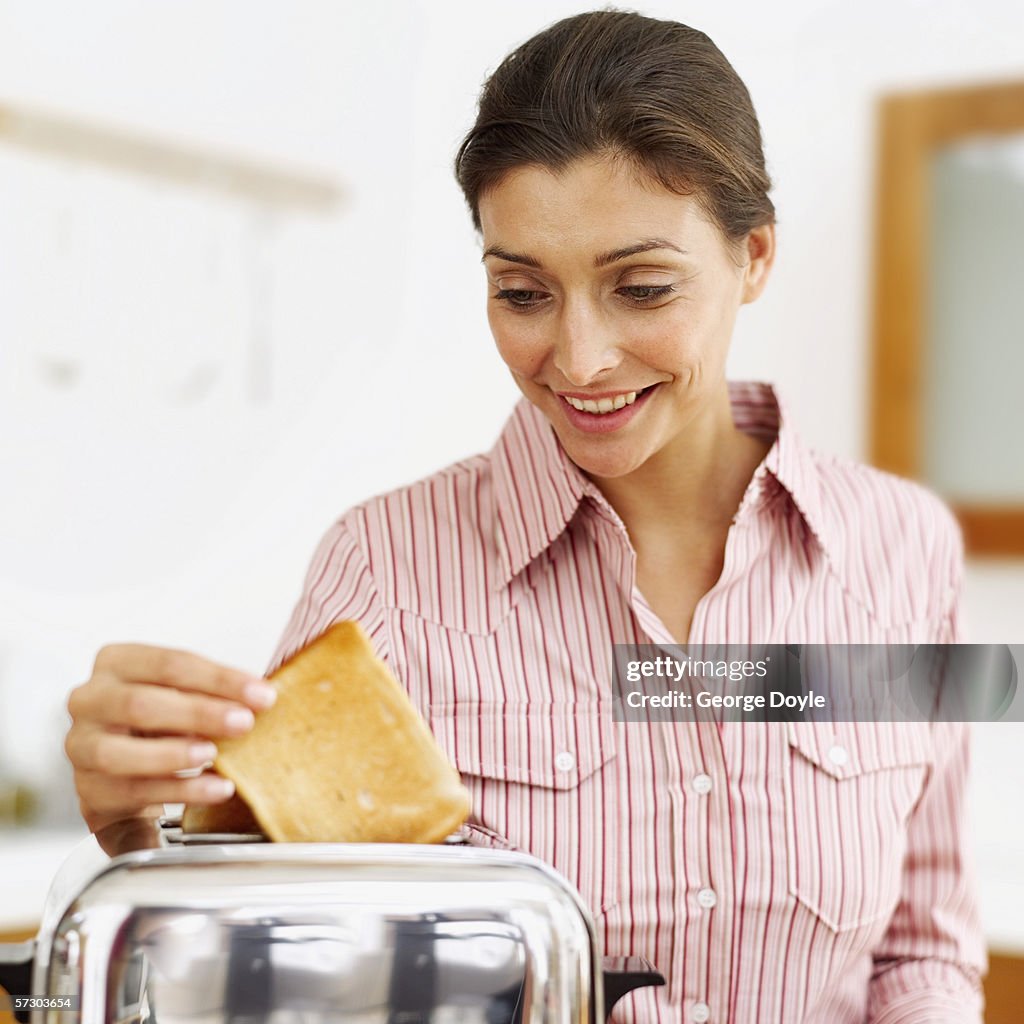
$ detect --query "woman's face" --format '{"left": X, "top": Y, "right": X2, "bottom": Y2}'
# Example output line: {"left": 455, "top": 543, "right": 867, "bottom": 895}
{"left": 479, "top": 154, "right": 774, "bottom": 480}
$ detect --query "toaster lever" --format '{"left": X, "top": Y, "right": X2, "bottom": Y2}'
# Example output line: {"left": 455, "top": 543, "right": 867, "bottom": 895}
{"left": 602, "top": 955, "right": 665, "bottom": 1016}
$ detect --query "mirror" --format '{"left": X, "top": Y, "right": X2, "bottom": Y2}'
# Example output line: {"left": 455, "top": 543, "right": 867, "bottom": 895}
{"left": 870, "top": 80, "right": 1024, "bottom": 554}
{"left": 925, "top": 135, "right": 1024, "bottom": 505}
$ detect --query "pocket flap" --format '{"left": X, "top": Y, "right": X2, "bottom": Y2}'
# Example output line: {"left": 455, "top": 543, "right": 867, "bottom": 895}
{"left": 787, "top": 721, "right": 933, "bottom": 780}
{"left": 429, "top": 703, "right": 617, "bottom": 790}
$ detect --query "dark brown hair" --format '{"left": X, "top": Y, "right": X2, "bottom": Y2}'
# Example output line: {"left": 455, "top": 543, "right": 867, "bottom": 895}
{"left": 453, "top": 9, "right": 775, "bottom": 243}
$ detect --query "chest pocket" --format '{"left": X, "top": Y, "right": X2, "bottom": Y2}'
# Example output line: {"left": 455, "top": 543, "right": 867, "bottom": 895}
{"left": 429, "top": 702, "right": 620, "bottom": 917}
{"left": 783, "top": 722, "right": 932, "bottom": 933}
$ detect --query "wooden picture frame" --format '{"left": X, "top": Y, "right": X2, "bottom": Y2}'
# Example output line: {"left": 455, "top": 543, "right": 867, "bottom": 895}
{"left": 869, "top": 79, "right": 1024, "bottom": 555}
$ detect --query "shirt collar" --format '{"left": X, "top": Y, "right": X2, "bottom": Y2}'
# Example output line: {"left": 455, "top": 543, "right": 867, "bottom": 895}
{"left": 490, "top": 381, "right": 837, "bottom": 589}
{"left": 490, "top": 398, "right": 591, "bottom": 588}
{"left": 729, "top": 381, "right": 833, "bottom": 558}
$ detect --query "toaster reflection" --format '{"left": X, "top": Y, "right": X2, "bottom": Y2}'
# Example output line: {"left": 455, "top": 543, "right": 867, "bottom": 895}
{"left": 110, "top": 911, "right": 530, "bottom": 1024}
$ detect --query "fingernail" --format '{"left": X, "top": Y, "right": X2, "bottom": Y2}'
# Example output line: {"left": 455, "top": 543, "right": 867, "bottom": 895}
{"left": 189, "top": 742, "right": 218, "bottom": 765}
{"left": 244, "top": 680, "right": 277, "bottom": 709}
{"left": 225, "top": 707, "right": 255, "bottom": 732}
{"left": 203, "top": 776, "right": 235, "bottom": 799}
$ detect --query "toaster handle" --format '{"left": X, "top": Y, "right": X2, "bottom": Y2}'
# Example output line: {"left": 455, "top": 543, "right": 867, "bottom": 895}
{"left": 602, "top": 955, "right": 665, "bottom": 1016}
{"left": 0, "top": 940, "right": 35, "bottom": 1024}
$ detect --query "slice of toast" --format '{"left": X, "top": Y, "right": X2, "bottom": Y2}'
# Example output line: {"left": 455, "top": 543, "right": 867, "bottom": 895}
{"left": 185, "top": 621, "right": 470, "bottom": 843}
{"left": 181, "top": 792, "right": 263, "bottom": 835}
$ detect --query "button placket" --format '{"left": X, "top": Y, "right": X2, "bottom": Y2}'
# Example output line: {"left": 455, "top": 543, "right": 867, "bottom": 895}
{"left": 677, "top": 728, "right": 726, "bottom": 1024}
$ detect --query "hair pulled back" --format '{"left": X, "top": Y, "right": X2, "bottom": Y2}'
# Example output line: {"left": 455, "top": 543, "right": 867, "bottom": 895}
{"left": 454, "top": 9, "right": 775, "bottom": 243}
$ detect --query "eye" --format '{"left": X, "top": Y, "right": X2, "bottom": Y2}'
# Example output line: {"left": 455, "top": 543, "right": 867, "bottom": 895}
{"left": 618, "top": 284, "right": 676, "bottom": 306}
{"left": 493, "top": 288, "right": 547, "bottom": 309}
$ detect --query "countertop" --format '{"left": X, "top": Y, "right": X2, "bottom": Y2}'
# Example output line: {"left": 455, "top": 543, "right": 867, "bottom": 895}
{"left": 0, "top": 828, "right": 91, "bottom": 932}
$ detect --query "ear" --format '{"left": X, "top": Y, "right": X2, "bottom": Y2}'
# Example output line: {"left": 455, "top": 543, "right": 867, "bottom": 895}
{"left": 740, "top": 223, "right": 775, "bottom": 304}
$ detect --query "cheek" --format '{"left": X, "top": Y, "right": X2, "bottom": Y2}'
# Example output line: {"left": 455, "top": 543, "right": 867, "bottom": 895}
{"left": 650, "top": 304, "right": 729, "bottom": 368}
{"left": 641, "top": 315, "right": 701, "bottom": 368}
{"left": 488, "top": 313, "right": 549, "bottom": 377}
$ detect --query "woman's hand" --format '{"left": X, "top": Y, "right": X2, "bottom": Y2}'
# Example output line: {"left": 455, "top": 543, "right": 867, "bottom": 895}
{"left": 65, "top": 644, "right": 277, "bottom": 834}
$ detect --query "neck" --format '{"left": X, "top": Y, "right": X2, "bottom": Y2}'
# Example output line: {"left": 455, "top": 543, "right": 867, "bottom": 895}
{"left": 588, "top": 387, "right": 770, "bottom": 540}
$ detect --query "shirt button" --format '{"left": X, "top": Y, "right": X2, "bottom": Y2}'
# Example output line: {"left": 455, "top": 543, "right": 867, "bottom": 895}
{"left": 696, "top": 887, "right": 717, "bottom": 910}
{"left": 554, "top": 751, "right": 575, "bottom": 772}
{"left": 692, "top": 773, "right": 713, "bottom": 795}
{"left": 827, "top": 744, "right": 849, "bottom": 767}
{"left": 691, "top": 1001, "right": 711, "bottom": 1022}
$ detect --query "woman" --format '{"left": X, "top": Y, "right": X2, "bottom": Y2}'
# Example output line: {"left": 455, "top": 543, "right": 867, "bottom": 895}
{"left": 65, "top": 10, "right": 985, "bottom": 1022}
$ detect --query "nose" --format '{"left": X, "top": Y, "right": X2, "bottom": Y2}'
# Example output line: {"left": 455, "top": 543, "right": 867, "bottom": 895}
{"left": 552, "top": 299, "right": 622, "bottom": 387}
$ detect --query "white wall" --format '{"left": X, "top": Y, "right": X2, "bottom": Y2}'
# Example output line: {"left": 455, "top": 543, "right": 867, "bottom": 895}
{"left": 0, "top": 0, "right": 1022, "bottom": 945}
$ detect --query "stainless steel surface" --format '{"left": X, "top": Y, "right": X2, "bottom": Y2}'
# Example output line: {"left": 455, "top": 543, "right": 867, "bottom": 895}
{"left": 0, "top": 817, "right": 662, "bottom": 1023}
{"left": 23, "top": 825, "right": 602, "bottom": 1023}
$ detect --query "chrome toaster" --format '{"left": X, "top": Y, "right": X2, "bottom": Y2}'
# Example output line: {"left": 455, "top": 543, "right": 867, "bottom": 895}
{"left": 0, "top": 818, "right": 662, "bottom": 1023}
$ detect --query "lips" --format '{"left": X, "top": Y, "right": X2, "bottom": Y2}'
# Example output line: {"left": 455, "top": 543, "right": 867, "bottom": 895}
{"left": 555, "top": 384, "right": 658, "bottom": 434}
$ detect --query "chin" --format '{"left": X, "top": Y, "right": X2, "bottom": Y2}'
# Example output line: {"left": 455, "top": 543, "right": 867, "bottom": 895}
{"left": 552, "top": 431, "right": 650, "bottom": 480}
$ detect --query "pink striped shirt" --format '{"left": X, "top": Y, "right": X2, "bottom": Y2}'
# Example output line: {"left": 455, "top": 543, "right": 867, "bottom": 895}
{"left": 270, "top": 381, "right": 985, "bottom": 1023}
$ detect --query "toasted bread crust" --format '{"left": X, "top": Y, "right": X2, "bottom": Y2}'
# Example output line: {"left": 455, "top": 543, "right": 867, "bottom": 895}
{"left": 181, "top": 793, "right": 263, "bottom": 835}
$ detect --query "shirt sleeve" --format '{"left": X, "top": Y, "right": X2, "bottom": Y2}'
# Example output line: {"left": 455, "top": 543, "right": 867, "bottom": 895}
{"left": 866, "top": 516, "right": 988, "bottom": 1023}
{"left": 265, "top": 509, "right": 388, "bottom": 673}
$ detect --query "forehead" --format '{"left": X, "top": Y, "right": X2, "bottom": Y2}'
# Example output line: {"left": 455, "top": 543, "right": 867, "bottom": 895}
{"left": 477, "top": 155, "right": 714, "bottom": 254}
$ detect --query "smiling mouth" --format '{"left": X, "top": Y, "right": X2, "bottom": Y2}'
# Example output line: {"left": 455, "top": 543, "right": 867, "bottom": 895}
{"left": 559, "top": 386, "right": 654, "bottom": 415}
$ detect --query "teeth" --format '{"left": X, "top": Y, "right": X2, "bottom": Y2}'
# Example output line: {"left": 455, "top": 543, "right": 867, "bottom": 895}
{"left": 565, "top": 390, "right": 639, "bottom": 414}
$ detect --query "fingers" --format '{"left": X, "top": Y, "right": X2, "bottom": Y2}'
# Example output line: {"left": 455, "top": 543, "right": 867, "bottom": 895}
{"left": 73, "top": 678, "right": 261, "bottom": 740}
{"left": 65, "top": 729, "right": 219, "bottom": 776}
{"left": 91, "top": 643, "right": 277, "bottom": 710}
{"left": 74, "top": 768, "right": 236, "bottom": 818}
{"left": 67, "top": 642, "right": 276, "bottom": 832}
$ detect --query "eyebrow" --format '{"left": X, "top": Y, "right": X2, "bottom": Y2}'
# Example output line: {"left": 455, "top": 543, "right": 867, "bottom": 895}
{"left": 481, "top": 237, "right": 688, "bottom": 269}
